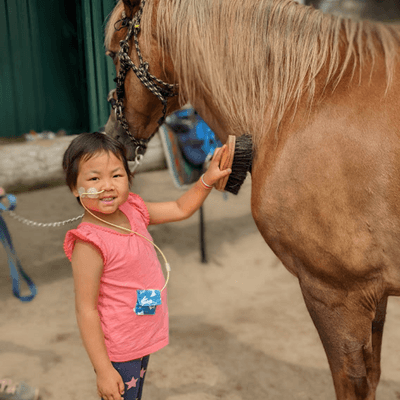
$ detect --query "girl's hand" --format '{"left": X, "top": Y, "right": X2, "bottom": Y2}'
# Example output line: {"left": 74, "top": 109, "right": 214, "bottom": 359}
{"left": 202, "top": 145, "right": 232, "bottom": 186}
{"left": 96, "top": 366, "right": 125, "bottom": 400}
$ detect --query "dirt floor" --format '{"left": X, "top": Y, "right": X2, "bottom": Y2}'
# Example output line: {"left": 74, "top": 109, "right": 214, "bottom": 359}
{"left": 1, "top": 169, "right": 400, "bottom": 400}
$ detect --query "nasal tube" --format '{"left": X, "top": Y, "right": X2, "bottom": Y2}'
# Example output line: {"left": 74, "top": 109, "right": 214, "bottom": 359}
{"left": 78, "top": 188, "right": 105, "bottom": 199}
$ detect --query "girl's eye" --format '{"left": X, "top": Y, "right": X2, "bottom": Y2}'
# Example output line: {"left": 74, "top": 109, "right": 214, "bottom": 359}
{"left": 113, "top": 174, "right": 122, "bottom": 178}
{"left": 89, "top": 177, "right": 99, "bottom": 181}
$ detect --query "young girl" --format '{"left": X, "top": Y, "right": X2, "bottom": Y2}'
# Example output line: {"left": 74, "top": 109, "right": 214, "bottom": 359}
{"left": 62, "top": 131, "right": 231, "bottom": 400}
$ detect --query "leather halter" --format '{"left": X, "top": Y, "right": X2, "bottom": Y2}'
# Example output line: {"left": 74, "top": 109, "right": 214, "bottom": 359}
{"left": 108, "top": 0, "right": 179, "bottom": 155}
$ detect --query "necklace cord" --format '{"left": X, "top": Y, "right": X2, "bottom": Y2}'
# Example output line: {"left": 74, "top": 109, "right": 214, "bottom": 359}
{"left": 81, "top": 200, "right": 170, "bottom": 292}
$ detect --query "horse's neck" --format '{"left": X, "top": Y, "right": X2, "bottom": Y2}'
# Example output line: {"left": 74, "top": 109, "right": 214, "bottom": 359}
{"left": 182, "top": 8, "right": 399, "bottom": 144}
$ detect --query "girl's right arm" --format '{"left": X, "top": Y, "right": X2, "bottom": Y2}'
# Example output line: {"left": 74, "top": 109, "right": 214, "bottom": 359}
{"left": 71, "top": 240, "right": 125, "bottom": 400}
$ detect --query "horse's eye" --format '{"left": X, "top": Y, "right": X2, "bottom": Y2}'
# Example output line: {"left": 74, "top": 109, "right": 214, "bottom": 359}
{"left": 106, "top": 50, "right": 117, "bottom": 62}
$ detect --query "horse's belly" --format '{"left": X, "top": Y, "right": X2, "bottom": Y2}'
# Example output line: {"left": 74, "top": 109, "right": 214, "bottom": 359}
{"left": 250, "top": 122, "right": 400, "bottom": 290}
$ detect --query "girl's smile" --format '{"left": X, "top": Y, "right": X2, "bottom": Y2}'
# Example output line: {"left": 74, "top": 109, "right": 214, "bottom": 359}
{"left": 100, "top": 197, "right": 116, "bottom": 204}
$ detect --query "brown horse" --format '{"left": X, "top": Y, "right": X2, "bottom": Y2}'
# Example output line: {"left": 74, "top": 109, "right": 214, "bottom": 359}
{"left": 104, "top": 0, "right": 400, "bottom": 398}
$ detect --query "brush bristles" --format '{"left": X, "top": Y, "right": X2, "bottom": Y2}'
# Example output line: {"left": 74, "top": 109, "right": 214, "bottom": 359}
{"left": 225, "top": 134, "right": 253, "bottom": 195}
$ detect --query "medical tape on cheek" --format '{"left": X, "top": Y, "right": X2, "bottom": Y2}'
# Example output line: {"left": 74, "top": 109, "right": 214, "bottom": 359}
{"left": 78, "top": 187, "right": 104, "bottom": 199}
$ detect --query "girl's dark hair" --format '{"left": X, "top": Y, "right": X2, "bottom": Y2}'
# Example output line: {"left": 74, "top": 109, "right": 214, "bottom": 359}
{"left": 62, "top": 132, "right": 133, "bottom": 194}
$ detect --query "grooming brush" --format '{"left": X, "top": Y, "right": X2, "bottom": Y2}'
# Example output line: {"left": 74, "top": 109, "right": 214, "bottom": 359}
{"left": 215, "top": 134, "right": 253, "bottom": 195}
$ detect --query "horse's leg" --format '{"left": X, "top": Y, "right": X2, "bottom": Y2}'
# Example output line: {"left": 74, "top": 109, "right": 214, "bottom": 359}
{"left": 369, "top": 296, "right": 388, "bottom": 392}
{"left": 299, "top": 276, "right": 383, "bottom": 400}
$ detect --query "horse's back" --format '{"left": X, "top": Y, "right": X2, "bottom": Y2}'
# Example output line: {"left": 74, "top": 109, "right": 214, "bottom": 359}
{"left": 251, "top": 54, "right": 400, "bottom": 295}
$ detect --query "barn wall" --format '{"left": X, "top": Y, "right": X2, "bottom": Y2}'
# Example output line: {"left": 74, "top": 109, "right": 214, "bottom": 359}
{"left": 0, "top": 0, "right": 117, "bottom": 138}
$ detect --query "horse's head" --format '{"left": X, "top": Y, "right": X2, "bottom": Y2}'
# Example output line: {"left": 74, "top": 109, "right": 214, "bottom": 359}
{"left": 104, "top": 0, "right": 181, "bottom": 160}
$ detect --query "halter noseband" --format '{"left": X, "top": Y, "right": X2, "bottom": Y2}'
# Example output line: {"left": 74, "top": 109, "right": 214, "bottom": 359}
{"left": 108, "top": 0, "right": 178, "bottom": 155}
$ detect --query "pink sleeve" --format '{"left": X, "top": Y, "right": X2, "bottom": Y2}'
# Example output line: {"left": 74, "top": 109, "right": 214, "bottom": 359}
{"left": 63, "top": 227, "right": 107, "bottom": 264}
{"left": 126, "top": 193, "right": 150, "bottom": 226}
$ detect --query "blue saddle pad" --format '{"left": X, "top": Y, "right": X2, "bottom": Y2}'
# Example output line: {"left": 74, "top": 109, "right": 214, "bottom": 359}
{"left": 168, "top": 109, "right": 222, "bottom": 166}
{"left": 160, "top": 108, "right": 222, "bottom": 188}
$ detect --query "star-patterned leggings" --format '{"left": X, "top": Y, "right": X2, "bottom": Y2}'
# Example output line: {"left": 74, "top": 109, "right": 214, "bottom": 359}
{"left": 106, "top": 355, "right": 150, "bottom": 400}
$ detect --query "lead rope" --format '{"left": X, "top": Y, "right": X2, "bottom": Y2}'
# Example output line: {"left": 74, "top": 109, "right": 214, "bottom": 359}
{"left": 7, "top": 211, "right": 83, "bottom": 228}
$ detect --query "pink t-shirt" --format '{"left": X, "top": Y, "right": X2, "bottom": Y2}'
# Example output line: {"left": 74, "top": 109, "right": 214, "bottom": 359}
{"left": 64, "top": 193, "right": 169, "bottom": 362}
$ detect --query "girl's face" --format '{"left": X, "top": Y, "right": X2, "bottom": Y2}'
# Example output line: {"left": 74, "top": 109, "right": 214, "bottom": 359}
{"left": 72, "top": 151, "right": 130, "bottom": 216}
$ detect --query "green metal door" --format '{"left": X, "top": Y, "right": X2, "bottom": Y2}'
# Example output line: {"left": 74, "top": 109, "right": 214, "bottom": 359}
{"left": 0, "top": 0, "right": 116, "bottom": 138}
{"left": 79, "top": 0, "right": 117, "bottom": 132}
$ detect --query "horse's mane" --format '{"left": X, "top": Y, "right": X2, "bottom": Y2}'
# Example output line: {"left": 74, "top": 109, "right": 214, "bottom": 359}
{"left": 106, "top": 0, "right": 400, "bottom": 143}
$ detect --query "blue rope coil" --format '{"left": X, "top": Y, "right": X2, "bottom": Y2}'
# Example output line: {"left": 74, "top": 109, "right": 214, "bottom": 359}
{"left": 0, "top": 192, "right": 37, "bottom": 302}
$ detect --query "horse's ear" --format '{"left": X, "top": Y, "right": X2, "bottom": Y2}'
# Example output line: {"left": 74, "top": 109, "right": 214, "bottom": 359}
{"left": 122, "top": 0, "right": 140, "bottom": 17}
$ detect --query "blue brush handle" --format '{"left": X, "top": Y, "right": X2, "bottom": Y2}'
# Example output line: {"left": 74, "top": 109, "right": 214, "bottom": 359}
{"left": 0, "top": 193, "right": 37, "bottom": 302}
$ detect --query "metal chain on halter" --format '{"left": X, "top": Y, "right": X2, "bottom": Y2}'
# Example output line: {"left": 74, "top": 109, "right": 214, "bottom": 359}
{"left": 6, "top": 211, "right": 83, "bottom": 228}
{"left": 110, "top": 0, "right": 178, "bottom": 155}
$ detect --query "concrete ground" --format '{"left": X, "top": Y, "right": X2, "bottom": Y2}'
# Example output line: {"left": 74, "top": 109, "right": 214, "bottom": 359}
{"left": 1, "top": 169, "right": 400, "bottom": 399}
